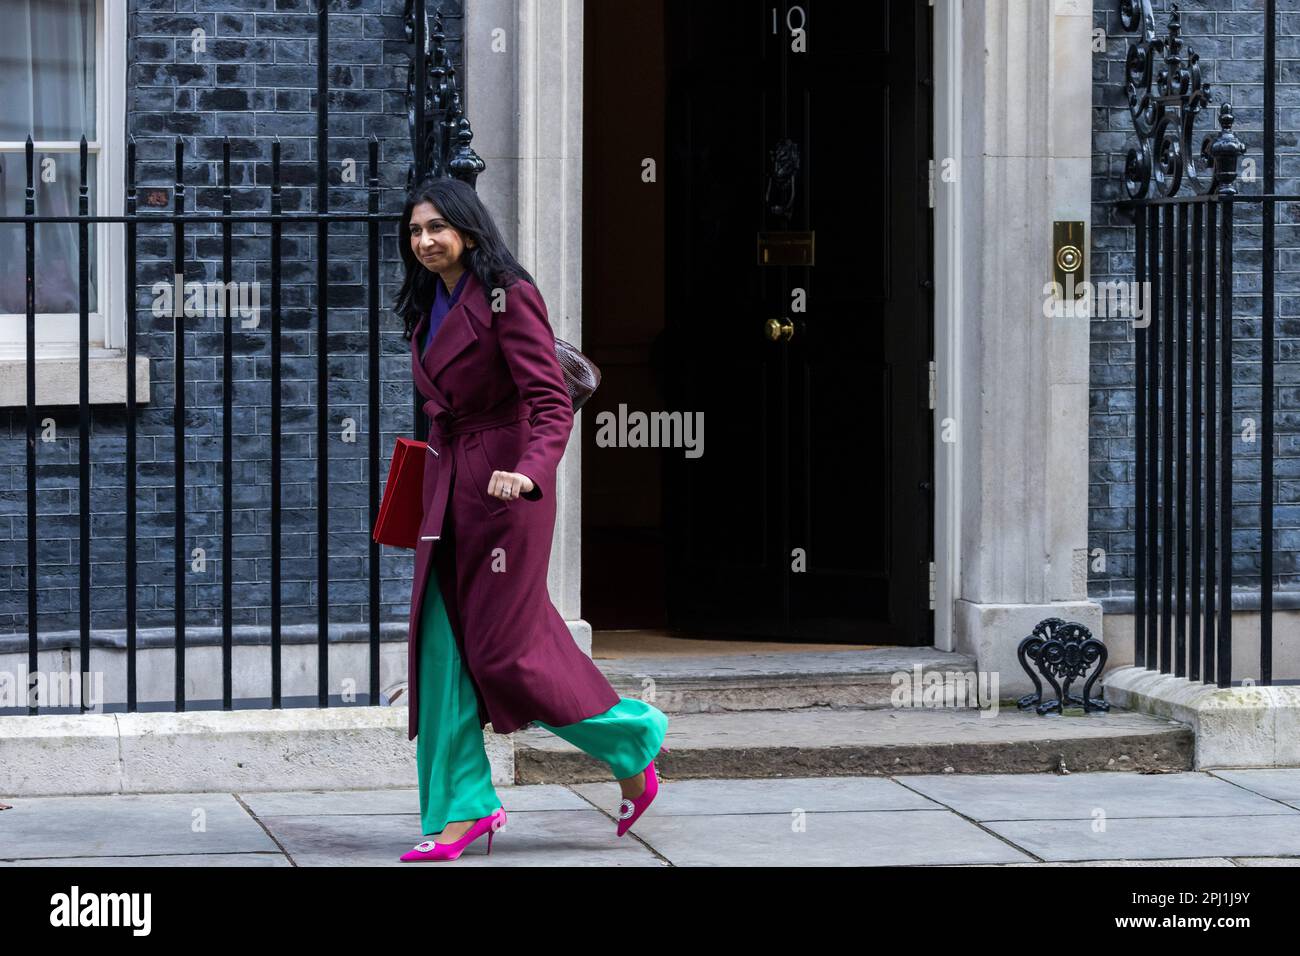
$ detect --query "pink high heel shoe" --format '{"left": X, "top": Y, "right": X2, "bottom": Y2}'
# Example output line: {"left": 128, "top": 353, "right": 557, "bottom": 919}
{"left": 616, "top": 747, "right": 668, "bottom": 837}
{"left": 400, "top": 807, "right": 507, "bottom": 861}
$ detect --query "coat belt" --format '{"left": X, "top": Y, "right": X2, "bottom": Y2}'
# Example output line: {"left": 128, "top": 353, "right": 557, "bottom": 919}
{"left": 419, "top": 399, "right": 529, "bottom": 542}
{"left": 423, "top": 399, "right": 529, "bottom": 440}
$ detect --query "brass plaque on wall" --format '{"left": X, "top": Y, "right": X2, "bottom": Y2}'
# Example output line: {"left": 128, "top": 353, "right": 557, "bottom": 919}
{"left": 757, "top": 231, "right": 815, "bottom": 266}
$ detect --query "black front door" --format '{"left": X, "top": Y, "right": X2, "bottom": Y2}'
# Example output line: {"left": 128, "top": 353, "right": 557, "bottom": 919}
{"left": 662, "top": 0, "right": 933, "bottom": 644}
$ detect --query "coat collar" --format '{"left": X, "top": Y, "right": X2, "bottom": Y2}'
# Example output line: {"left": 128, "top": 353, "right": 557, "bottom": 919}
{"left": 410, "top": 268, "right": 494, "bottom": 403}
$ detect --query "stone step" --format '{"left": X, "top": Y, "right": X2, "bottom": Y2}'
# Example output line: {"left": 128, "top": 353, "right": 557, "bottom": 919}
{"left": 592, "top": 647, "right": 984, "bottom": 714}
{"left": 512, "top": 705, "right": 1194, "bottom": 783}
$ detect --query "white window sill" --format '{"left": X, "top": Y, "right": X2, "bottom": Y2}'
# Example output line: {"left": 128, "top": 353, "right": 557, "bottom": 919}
{"left": 0, "top": 349, "right": 151, "bottom": 408}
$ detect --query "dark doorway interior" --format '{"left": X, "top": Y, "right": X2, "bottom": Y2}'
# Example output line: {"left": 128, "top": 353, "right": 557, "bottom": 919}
{"left": 581, "top": 0, "right": 669, "bottom": 629}
{"left": 582, "top": 1, "right": 933, "bottom": 645}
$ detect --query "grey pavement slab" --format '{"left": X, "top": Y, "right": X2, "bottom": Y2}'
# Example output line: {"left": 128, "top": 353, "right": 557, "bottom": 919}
{"left": 899, "top": 770, "right": 1297, "bottom": 820}
{"left": 1210, "top": 769, "right": 1300, "bottom": 810}
{"left": 259, "top": 807, "right": 663, "bottom": 866}
{"left": 1230, "top": 857, "right": 1300, "bottom": 866}
{"left": 570, "top": 775, "right": 942, "bottom": 815}
{"left": 7, "top": 772, "right": 1300, "bottom": 866}
{"left": 985, "top": 814, "right": 1300, "bottom": 862}
{"left": 6, "top": 853, "right": 291, "bottom": 867}
{"left": 995, "top": 858, "right": 1238, "bottom": 867}
{"left": 619, "top": 808, "right": 1033, "bottom": 866}
{"left": 0, "top": 792, "right": 278, "bottom": 863}
{"left": 238, "top": 783, "right": 592, "bottom": 818}
{"left": 237, "top": 788, "right": 426, "bottom": 817}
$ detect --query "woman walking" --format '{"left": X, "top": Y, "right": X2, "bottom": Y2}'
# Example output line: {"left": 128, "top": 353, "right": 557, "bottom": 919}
{"left": 392, "top": 177, "right": 669, "bottom": 862}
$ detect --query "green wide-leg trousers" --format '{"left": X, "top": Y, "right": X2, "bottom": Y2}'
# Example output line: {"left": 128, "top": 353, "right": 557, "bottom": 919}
{"left": 415, "top": 565, "right": 669, "bottom": 836}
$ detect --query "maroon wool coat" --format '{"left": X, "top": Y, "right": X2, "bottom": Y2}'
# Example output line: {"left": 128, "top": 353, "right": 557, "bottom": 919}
{"left": 405, "top": 269, "right": 619, "bottom": 741}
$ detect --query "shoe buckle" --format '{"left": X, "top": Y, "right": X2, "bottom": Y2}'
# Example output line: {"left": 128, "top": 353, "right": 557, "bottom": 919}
{"left": 617, "top": 798, "right": 636, "bottom": 820}
{"left": 414, "top": 840, "right": 436, "bottom": 852}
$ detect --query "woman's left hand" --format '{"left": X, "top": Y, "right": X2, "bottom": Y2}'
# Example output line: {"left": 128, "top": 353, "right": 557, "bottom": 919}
{"left": 488, "top": 470, "right": 535, "bottom": 501}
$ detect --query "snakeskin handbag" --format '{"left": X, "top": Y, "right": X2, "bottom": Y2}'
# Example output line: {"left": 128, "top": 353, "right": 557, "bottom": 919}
{"left": 555, "top": 338, "right": 601, "bottom": 411}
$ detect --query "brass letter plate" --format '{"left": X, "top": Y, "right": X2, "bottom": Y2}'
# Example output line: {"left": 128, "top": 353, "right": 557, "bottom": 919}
{"left": 757, "top": 231, "right": 815, "bottom": 266}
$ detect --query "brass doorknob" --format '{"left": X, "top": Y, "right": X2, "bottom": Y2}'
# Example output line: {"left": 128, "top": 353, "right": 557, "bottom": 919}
{"left": 765, "top": 317, "right": 794, "bottom": 342}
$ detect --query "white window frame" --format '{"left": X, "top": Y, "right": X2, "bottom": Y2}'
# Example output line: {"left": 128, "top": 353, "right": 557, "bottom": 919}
{"left": 0, "top": 0, "right": 126, "bottom": 359}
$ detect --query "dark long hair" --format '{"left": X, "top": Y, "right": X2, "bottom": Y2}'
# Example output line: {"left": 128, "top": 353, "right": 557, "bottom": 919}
{"left": 393, "top": 177, "right": 536, "bottom": 340}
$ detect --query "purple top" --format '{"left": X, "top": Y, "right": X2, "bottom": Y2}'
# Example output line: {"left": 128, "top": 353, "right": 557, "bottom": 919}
{"left": 423, "top": 269, "right": 471, "bottom": 356}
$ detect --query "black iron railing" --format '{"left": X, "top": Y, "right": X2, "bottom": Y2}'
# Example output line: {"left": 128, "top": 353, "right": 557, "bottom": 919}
{"left": 1, "top": 2, "right": 480, "bottom": 715}
{"left": 1115, "top": 0, "right": 1280, "bottom": 687}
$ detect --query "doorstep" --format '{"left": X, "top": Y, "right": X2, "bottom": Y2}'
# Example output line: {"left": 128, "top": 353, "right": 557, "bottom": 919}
{"left": 593, "top": 645, "right": 982, "bottom": 713}
{"left": 0, "top": 702, "right": 1192, "bottom": 799}
{"left": 514, "top": 705, "right": 1195, "bottom": 783}
{"left": 1, "top": 649, "right": 1207, "bottom": 798}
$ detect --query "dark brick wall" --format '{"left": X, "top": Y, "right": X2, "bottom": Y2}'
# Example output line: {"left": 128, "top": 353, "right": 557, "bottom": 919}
{"left": 1089, "top": 0, "right": 1300, "bottom": 603}
{"left": 0, "top": 0, "right": 464, "bottom": 637}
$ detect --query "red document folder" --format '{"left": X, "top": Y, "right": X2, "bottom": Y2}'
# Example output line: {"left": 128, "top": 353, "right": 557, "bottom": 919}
{"left": 372, "top": 437, "right": 426, "bottom": 550}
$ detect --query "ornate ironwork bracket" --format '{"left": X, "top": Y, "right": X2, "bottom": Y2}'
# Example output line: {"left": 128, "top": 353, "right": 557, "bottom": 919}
{"left": 404, "top": 2, "right": 485, "bottom": 190}
{"left": 1119, "top": 0, "right": 1247, "bottom": 199}
{"left": 1016, "top": 618, "right": 1110, "bottom": 716}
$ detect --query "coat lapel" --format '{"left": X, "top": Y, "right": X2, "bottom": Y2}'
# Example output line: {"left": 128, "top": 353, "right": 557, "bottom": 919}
{"left": 409, "top": 269, "right": 497, "bottom": 408}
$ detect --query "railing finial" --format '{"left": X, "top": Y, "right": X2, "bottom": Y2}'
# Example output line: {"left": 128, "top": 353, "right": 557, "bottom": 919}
{"left": 1207, "top": 102, "right": 1249, "bottom": 197}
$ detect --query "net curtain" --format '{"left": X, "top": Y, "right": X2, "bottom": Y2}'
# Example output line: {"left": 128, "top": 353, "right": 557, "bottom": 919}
{"left": 0, "top": 0, "right": 98, "bottom": 316}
